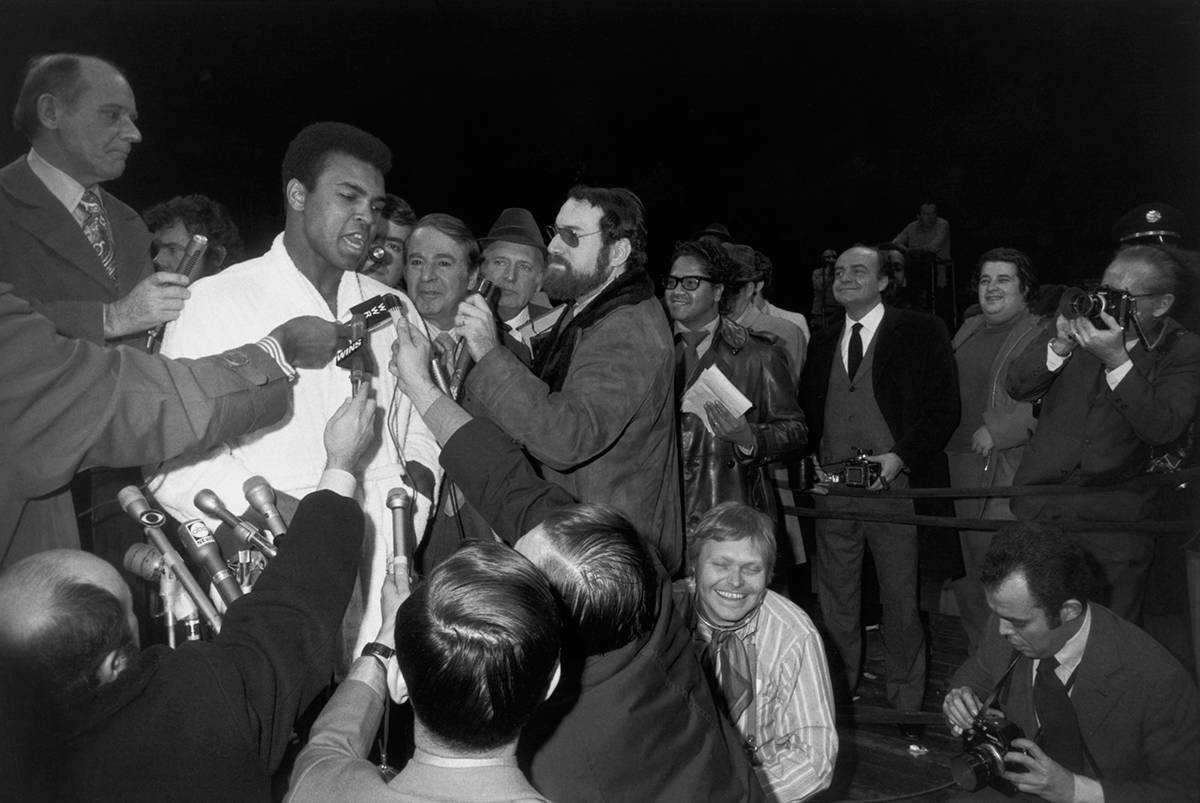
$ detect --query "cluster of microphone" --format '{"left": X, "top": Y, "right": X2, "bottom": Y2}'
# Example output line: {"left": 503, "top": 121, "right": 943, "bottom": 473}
{"left": 119, "top": 477, "right": 286, "bottom": 646}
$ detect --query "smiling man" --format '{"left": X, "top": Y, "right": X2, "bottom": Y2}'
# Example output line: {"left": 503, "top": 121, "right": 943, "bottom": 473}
{"left": 943, "top": 525, "right": 1199, "bottom": 803}
{"left": 800, "top": 244, "right": 958, "bottom": 738}
{"left": 150, "top": 122, "right": 440, "bottom": 662}
{"left": 453, "top": 185, "right": 682, "bottom": 573}
{"left": 664, "top": 239, "right": 806, "bottom": 533}
{"left": 675, "top": 502, "right": 837, "bottom": 803}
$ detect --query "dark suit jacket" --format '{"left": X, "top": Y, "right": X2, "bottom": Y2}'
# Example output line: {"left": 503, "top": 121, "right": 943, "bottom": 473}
{"left": 1007, "top": 317, "right": 1200, "bottom": 522}
{"left": 801, "top": 305, "right": 959, "bottom": 486}
{"left": 440, "top": 418, "right": 765, "bottom": 803}
{"left": 0, "top": 155, "right": 153, "bottom": 345}
{"left": 951, "top": 604, "right": 1200, "bottom": 802}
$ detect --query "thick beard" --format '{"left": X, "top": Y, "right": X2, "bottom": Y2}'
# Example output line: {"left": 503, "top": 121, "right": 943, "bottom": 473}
{"left": 542, "top": 244, "right": 613, "bottom": 301}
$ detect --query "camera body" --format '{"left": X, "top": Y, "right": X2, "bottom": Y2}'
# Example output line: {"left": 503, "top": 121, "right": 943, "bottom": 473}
{"left": 950, "top": 710, "right": 1027, "bottom": 792}
{"left": 1064, "top": 285, "right": 1135, "bottom": 329}
{"left": 827, "top": 449, "right": 882, "bottom": 488}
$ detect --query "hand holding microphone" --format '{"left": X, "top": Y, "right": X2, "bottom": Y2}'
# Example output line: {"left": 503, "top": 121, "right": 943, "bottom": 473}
{"left": 324, "top": 383, "right": 379, "bottom": 474}
{"left": 452, "top": 279, "right": 502, "bottom": 369}
{"left": 268, "top": 316, "right": 352, "bottom": 369}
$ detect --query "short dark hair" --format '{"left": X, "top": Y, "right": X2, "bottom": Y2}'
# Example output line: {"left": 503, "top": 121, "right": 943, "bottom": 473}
{"left": 979, "top": 524, "right": 1092, "bottom": 626}
{"left": 280, "top": 121, "right": 391, "bottom": 194}
{"left": 1113, "top": 244, "right": 1188, "bottom": 303}
{"left": 381, "top": 194, "right": 417, "bottom": 226}
{"left": 975, "top": 247, "right": 1039, "bottom": 305}
{"left": 12, "top": 54, "right": 123, "bottom": 140}
{"left": 142, "top": 193, "right": 245, "bottom": 268}
{"left": 532, "top": 504, "right": 658, "bottom": 656}
{"left": 567, "top": 185, "right": 648, "bottom": 273}
{"left": 670, "top": 239, "right": 733, "bottom": 286}
{"left": 411, "top": 212, "right": 481, "bottom": 270}
{"left": 394, "top": 542, "right": 561, "bottom": 753}
{"left": 686, "top": 502, "right": 777, "bottom": 580}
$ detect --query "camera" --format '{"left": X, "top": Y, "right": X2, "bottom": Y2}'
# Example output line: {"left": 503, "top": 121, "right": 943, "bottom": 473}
{"left": 1061, "top": 285, "right": 1135, "bottom": 330}
{"left": 828, "top": 449, "right": 882, "bottom": 488}
{"left": 949, "top": 710, "right": 1027, "bottom": 792}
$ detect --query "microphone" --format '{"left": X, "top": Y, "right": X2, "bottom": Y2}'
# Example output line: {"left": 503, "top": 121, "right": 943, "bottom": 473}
{"left": 348, "top": 314, "right": 368, "bottom": 394}
{"left": 118, "top": 486, "right": 223, "bottom": 635}
{"left": 146, "top": 234, "right": 209, "bottom": 350}
{"left": 386, "top": 486, "right": 416, "bottom": 582}
{"left": 243, "top": 476, "right": 287, "bottom": 539}
{"left": 449, "top": 279, "right": 502, "bottom": 400}
{"left": 124, "top": 542, "right": 165, "bottom": 581}
{"left": 194, "top": 488, "right": 278, "bottom": 559}
{"left": 177, "top": 520, "right": 244, "bottom": 606}
{"left": 367, "top": 244, "right": 388, "bottom": 266}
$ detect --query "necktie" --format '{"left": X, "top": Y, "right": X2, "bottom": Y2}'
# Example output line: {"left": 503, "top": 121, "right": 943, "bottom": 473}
{"left": 847, "top": 322, "right": 863, "bottom": 380}
{"left": 434, "top": 332, "right": 458, "bottom": 379}
{"left": 706, "top": 628, "right": 755, "bottom": 724}
{"left": 676, "top": 329, "right": 708, "bottom": 386}
{"left": 78, "top": 189, "right": 116, "bottom": 281}
{"left": 1033, "top": 657, "right": 1085, "bottom": 773}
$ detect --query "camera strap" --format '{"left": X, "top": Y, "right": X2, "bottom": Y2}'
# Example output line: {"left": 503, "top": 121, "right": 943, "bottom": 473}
{"left": 981, "top": 653, "right": 1023, "bottom": 713}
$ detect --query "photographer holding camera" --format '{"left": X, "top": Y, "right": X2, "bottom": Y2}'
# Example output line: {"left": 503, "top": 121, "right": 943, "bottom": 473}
{"left": 1006, "top": 246, "right": 1200, "bottom": 622}
{"left": 943, "top": 525, "right": 1199, "bottom": 803}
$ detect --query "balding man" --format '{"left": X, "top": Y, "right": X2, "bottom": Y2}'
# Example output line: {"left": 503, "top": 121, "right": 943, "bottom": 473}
{"left": 0, "top": 389, "right": 376, "bottom": 803}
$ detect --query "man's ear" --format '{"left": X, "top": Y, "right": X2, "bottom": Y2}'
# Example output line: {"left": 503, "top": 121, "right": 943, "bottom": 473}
{"left": 209, "top": 244, "right": 228, "bottom": 270}
{"left": 544, "top": 660, "right": 562, "bottom": 702}
{"left": 877, "top": 274, "right": 890, "bottom": 294}
{"left": 1058, "top": 598, "right": 1083, "bottom": 625}
{"left": 95, "top": 648, "right": 129, "bottom": 686}
{"left": 606, "top": 237, "right": 631, "bottom": 269}
{"left": 286, "top": 179, "right": 307, "bottom": 213}
{"left": 1149, "top": 292, "right": 1175, "bottom": 319}
{"left": 35, "top": 93, "right": 63, "bottom": 130}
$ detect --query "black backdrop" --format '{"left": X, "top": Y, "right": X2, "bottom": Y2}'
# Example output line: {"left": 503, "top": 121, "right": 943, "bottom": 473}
{"left": 3, "top": 0, "right": 1198, "bottom": 312}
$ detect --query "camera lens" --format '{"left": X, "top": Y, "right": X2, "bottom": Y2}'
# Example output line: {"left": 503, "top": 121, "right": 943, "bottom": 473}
{"left": 949, "top": 750, "right": 993, "bottom": 791}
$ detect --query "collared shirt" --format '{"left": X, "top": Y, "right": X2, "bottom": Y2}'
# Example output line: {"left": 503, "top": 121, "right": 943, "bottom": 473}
{"left": 839, "top": 301, "right": 886, "bottom": 372}
{"left": 691, "top": 589, "right": 838, "bottom": 803}
{"left": 672, "top": 315, "right": 720, "bottom": 360}
{"left": 504, "top": 307, "right": 532, "bottom": 349}
{"left": 27, "top": 148, "right": 90, "bottom": 222}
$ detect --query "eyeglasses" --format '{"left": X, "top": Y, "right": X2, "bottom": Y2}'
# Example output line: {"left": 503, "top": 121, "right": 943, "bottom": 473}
{"left": 545, "top": 225, "right": 602, "bottom": 248}
{"left": 664, "top": 275, "right": 714, "bottom": 291}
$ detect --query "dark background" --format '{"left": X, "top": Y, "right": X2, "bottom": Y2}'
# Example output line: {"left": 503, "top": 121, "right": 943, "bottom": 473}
{"left": 3, "top": 0, "right": 1197, "bottom": 315}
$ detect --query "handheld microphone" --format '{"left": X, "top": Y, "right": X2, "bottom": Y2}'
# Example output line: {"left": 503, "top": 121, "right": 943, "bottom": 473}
{"left": 118, "top": 486, "right": 223, "bottom": 635}
{"left": 449, "top": 279, "right": 502, "bottom": 400}
{"left": 146, "top": 234, "right": 209, "bottom": 350}
{"left": 386, "top": 486, "right": 416, "bottom": 582}
{"left": 367, "top": 244, "right": 388, "bottom": 266}
{"left": 194, "top": 488, "right": 278, "bottom": 559}
{"left": 349, "top": 314, "right": 368, "bottom": 394}
{"left": 177, "top": 520, "right": 244, "bottom": 606}
{"left": 243, "top": 476, "right": 287, "bottom": 539}
{"left": 335, "top": 293, "right": 405, "bottom": 366}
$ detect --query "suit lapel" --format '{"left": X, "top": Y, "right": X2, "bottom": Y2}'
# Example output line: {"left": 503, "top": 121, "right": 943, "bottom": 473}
{"left": 870, "top": 306, "right": 898, "bottom": 385}
{"left": 1, "top": 160, "right": 117, "bottom": 295}
{"left": 1070, "top": 608, "right": 1123, "bottom": 744}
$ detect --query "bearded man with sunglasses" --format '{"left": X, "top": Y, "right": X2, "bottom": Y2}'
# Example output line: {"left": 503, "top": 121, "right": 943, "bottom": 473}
{"left": 452, "top": 185, "right": 682, "bottom": 574}
{"left": 665, "top": 239, "right": 806, "bottom": 534}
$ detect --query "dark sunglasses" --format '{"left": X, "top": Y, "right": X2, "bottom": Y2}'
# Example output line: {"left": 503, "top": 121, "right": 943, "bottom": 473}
{"left": 544, "top": 225, "right": 602, "bottom": 248}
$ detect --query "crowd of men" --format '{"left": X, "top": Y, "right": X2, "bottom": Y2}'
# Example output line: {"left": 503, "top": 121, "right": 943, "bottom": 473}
{"left": 0, "top": 52, "right": 1198, "bottom": 803}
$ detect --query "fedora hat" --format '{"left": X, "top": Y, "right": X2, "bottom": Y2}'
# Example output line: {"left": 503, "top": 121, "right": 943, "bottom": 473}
{"left": 480, "top": 207, "right": 546, "bottom": 254}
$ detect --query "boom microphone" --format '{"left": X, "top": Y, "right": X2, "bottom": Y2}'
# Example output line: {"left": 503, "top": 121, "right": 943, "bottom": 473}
{"left": 194, "top": 488, "right": 278, "bottom": 559}
{"left": 449, "top": 279, "right": 502, "bottom": 400}
{"left": 243, "top": 476, "right": 288, "bottom": 539}
{"left": 177, "top": 520, "right": 244, "bottom": 606}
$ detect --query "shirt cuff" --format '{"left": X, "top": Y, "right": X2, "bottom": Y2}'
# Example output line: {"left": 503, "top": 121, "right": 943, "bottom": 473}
{"left": 317, "top": 468, "right": 357, "bottom": 498}
{"left": 1104, "top": 359, "right": 1133, "bottom": 389}
{"left": 1045, "top": 341, "right": 1069, "bottom": 371}
{"left": 255, "top": 336, "right": 298, "bottom": 381}
{"left": 1074, "top": 772, "right": 1104, "bottom": 803}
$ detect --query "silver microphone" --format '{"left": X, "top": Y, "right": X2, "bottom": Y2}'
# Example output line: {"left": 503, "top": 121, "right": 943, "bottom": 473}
{"left": 177, "top": 520, "right": 244, "bottom": 606}
{"left": 242, "top": 476, "right": 287, "bottom": 539}
{"left": 386, "top": 486, "right": 416, "bottom": 582}
{"left": 194, "top": 488, "right": 278, "bottom": 560}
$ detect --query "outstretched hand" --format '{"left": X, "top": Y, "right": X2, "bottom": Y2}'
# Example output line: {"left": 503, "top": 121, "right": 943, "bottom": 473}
{"left": 323, "top": 383, "right": 378, "bottom": 473}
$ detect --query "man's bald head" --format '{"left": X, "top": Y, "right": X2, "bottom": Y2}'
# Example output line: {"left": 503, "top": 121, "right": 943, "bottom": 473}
{"left": 0, "top": 550, "right": 139, "bottom": 705}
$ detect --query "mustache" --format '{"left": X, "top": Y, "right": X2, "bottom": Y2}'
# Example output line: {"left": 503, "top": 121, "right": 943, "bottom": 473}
{"left": 549, "top": 255, "right": 571, "bottom": 270}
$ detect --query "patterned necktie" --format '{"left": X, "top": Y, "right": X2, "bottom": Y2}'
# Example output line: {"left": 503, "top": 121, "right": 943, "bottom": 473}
{"left": 706, "top": 628, "right": 755, "bottom": 724}
{"left": 434, "top": 332, "right": 458, "bottom": 377}
{"left": 78, "top": 189, "right": 116, "bottom": 281}
{"left": 1033, "top": 657, "right": 1085, "bottom": 773}
{"left": 847, "top": 322, "right": 864, "bottom": 380}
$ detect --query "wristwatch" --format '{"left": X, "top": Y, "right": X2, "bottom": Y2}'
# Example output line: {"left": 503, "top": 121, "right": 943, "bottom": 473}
{"left": 361, "top": 641, "right": 394, "bottom": 669}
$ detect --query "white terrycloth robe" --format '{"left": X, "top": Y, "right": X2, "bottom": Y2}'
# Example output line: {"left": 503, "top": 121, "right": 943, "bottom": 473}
{"left": 149, "top": 234, "right": 440, "bottom": 658}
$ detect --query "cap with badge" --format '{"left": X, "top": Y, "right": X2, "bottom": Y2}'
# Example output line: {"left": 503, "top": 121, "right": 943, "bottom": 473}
{"left": 1112, "top": 202, "right": 1185, "bottom": 246}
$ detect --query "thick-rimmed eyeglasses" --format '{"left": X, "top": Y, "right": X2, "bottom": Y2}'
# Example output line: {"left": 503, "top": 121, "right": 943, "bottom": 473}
{"left": 545, "top": 225, "right": 602, "bottom": 248}
{"left": 664, "top": 275, "right": 714, "bottom": 291}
